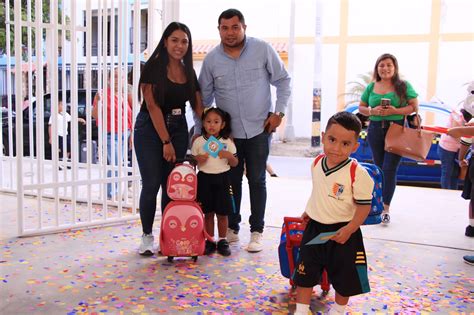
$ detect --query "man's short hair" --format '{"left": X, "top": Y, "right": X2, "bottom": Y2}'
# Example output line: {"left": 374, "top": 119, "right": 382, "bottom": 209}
{"left": 326, "top": 111, "right": 362, "bottom": 139}
{"left": 218, "top": 9, "right": 245, "bottom": 26}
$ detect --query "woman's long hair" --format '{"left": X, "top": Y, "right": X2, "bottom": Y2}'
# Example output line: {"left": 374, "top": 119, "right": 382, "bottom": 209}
{"left": 373, "top": 53, "right": 407, "bottom": 105}
{"left": 138, "top": 22, "right": 197, "bottom": 109}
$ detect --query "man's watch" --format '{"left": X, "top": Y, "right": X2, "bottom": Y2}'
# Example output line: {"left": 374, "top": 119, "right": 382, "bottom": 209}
{"left": 162, "top": 139, "right": 171, "bottom": 145}
{"left": 275, "top": 112, "right": 285, "bottom": 119}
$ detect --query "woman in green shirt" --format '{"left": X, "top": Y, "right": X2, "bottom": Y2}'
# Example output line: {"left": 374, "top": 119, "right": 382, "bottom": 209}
{"left": 359, "top": 53, "right": 419, "bottom": 224}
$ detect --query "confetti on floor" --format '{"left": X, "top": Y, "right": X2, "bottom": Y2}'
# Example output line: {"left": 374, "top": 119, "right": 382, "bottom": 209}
{"left": 0, "top": 221, "right": 473, "bottom": 314}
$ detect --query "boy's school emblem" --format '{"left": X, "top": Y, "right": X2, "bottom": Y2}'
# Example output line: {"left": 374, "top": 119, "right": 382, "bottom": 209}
{"left": 332, "top": 183, "right": 345, "bottom": 197}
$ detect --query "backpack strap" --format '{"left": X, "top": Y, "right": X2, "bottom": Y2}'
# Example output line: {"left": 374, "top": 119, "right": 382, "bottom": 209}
{"left": 350, "top": 159, "right": 358, "bottom": 187}
{"left": 313, "top": 154, "right": 325, "bottom": 167}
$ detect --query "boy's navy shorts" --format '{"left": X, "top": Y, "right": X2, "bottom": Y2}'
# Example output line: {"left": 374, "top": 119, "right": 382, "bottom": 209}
{"left": 292, "top": 219, "right": 370, "bottom": 297}
{"left": 197, "top": 170, "right": 233, "bottom": 216}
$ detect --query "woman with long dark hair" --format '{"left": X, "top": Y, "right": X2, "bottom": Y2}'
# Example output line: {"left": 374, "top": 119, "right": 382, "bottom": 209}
{"left": 134, "top": 22, "right": 203, "bottom": 256}
{"left": 358, "top": 53, "right": 419, "bottom": 224}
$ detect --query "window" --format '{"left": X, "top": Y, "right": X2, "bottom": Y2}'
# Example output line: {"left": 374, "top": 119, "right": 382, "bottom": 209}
{"left": 129, "top": 9, "right": 148, "bottom": 53}
{"left": 83, "top": 12, "right": 118, "bottom": 56}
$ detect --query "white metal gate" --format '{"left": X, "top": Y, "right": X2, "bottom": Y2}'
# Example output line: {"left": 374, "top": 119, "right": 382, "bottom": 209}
{"left": 1, "top": 0, "right": 147, "bottom": 236}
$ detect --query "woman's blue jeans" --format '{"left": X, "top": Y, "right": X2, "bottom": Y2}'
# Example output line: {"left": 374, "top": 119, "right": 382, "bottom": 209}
{"left": 367, "top": 120, "right": 403, "bottom": 205}
{"left": 228, "top": 132, "right": 270, "bottom": 233}
{"left": 437, "top": 145, "right": 459, "bottom": 189}
{"left": 134, "top": 110, "right": 189, "bottom": 235}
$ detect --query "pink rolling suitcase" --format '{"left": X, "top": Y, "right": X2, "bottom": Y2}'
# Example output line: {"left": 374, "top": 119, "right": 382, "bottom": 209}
{"left": 159, "top": 161, "right": 212, "bottom": 262}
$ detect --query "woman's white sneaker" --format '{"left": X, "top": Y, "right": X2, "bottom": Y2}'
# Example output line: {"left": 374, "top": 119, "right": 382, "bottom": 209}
{"left": 138, "top": 234, "right": 154, "bottom": 256}
{"left": 247, "top": 232, "right": 263, "bottom": 252}
{"left": 226, "top": 229, "right": 240, "bottom": 243}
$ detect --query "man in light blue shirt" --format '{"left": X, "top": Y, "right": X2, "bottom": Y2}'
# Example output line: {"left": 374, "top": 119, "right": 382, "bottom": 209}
{"left": 198, "top": 8, "right": 291, "bottom": 252}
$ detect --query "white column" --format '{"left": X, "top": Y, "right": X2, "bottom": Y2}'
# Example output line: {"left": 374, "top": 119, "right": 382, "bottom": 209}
{"left": 311, "top": 0, "right": 323, "bottom": 147}
{"left": 147, "top": 0, "right": 163, "bottom": 54}
{"left": 14, "top": 0, "right": 25, "bottom": 235}
{"left": 284, "top": 0, "right": 296, "bottom": 142}
{"left": 161, "top": 0, "right": 180, "bottom": 29}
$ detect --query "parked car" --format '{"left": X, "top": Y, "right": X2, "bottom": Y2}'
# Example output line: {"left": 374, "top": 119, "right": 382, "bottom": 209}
{"left": 1, "top": 89, "right": 98, "bottom": 159}
{"left": 345, "top": 102, "right": 453, "bottom": 186}
{"left": 1, "top": 107, "right": 16, "bottom": 156}
{"left": 0, "top": 94, "right": 18, "bottom": 111}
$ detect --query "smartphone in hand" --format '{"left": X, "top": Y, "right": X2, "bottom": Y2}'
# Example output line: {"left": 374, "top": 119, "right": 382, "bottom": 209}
{"left": 381, "top": 98, "right": 391, "bottom": 108}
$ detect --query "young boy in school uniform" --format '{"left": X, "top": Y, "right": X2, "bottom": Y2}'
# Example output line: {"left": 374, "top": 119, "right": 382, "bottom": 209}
{"left": 293, "top": 111, "right": 374, "bottom": 315}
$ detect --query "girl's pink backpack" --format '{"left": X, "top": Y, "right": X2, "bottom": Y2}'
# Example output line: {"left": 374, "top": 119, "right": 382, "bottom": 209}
{"left": 166, "top": 163, "right": 198, "bottom": 201}
{"left": 159, "top": 161, "right": 211, "bottom": 262}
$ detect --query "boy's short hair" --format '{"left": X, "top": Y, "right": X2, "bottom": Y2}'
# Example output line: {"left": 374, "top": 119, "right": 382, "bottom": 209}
{"left": 326, "top": 111, "right": 362, "bottom": 139}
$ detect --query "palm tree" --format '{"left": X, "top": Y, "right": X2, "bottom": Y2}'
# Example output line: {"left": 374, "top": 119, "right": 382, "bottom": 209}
{"left": 339, "top": 71, "right": 373, "bottom": 107}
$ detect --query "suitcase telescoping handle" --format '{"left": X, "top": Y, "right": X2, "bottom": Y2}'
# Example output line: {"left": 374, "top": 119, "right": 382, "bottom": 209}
{"left": 174, "top": 156, "right": 198, "bottom": 169}
{"left": 283, "top": 216, "right": 307, "bottom": 284}
{"left": 283, "top": 216, "right": 307, "bottom": 245}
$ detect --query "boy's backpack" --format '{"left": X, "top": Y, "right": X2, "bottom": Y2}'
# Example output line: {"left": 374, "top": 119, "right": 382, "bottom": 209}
{"left": 278, "top": 218, "right": 305, "bottom": 279}
{"left": 351, "top": 161, "right": 384, "bottom": 224}
{"left": 313, "top": 154, "right": 383, "bottom": 225}
{"left": 278, "top": 217, "right": 331, "bottom": 293}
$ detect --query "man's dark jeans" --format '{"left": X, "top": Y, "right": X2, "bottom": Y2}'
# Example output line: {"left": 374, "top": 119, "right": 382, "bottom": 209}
{"left": 228, "top": 132, "right": 270, "bottom": 233}
{"left": 134, "top": 110, "right": 188, "bottom": 235}
{"left": 367, "top": 120, "right": 403, "bottom": 205}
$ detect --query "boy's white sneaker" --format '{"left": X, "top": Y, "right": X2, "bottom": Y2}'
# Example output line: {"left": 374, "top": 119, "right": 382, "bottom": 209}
{"left": 226, "top": 228, "right": 240, "bottom": 243}
{"left": 138, "top": 234, "right": 154, "bottom": 256}
{"left": 247, "top": 232, "right": 263, "bottom": 252}
{"left": 381, "top": 212, "right": 391, "bottom": 224}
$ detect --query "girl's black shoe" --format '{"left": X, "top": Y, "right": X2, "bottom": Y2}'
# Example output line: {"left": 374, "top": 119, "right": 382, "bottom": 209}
{"left": 204, "top": 240, "right": 216, "bottom": 255}
{"left": 217, "top": 239, "right": 231, "bottom": 256}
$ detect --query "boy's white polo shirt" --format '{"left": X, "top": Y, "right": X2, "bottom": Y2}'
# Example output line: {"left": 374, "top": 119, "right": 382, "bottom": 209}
{"left": 48, "top": 112, "right": 72, "bottom": 137}
{"left": 305, "top": 157, "right": 374, "bottom": 224}
{"left": 191, "top": 135, "right": 237, "bottom": 174}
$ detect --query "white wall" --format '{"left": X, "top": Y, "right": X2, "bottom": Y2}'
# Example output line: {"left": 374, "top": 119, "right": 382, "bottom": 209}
{"left": 182, "top": 0, "right": 473, "bottom": 137}
{"left": 181, "top": 0, "right": 291, "bottom": 39}
{"left": 64, "top": 0, "right": 473, "bottom": 138}
{"left": 437, "top": 41, "right": 474, "bottom": 107}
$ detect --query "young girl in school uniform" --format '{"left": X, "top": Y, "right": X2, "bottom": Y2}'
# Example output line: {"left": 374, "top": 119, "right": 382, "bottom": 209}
{"left": 191, "top": 108, "right": 238, "bottom": 256}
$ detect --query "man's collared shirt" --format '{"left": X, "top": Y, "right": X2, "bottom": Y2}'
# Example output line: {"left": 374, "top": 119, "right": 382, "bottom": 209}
{"left": 198, "top": 37, "right": 291, "bottom": 139}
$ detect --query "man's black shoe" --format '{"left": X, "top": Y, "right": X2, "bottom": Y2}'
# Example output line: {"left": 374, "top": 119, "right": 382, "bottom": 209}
{"left": 465, "top": 225, "right": 474, "bottom": 237}
{"left": 463, "top": 255, "right": 474, "bottom": 265}
{"left": 217, "top": 239, "right": 231, "bottom": 256}
{"left": 204, "top": 240, "right": 216, "bottom": 255}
